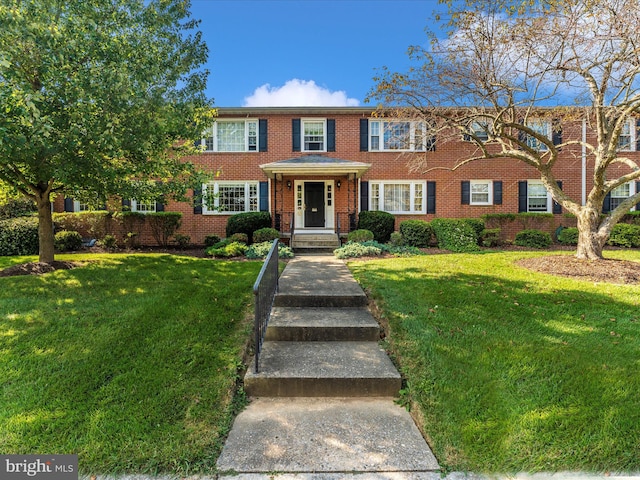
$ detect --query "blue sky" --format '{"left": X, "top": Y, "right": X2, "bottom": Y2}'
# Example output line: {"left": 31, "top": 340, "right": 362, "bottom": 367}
{"left": 189, "top": 0, "right": 445, "bottom": 107}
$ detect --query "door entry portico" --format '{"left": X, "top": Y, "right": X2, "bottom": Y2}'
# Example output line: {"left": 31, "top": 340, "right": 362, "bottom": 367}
{"left": 304, "top": 182, "right": 325, "bottom": 228}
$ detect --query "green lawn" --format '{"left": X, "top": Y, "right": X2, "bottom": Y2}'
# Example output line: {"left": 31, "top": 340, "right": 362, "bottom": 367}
{"left": 348, "top": 250, "right": 640, "bottom": 473}
{"left": 0, "top": 253, "right": 262, "bottom": 476}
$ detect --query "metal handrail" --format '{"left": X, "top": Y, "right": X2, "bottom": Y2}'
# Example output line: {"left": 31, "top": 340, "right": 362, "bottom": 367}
{"left": 252, "top": 239, "right": 279, "bottom": 373}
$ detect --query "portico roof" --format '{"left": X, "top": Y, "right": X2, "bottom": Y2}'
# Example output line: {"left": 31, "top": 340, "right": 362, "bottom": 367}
{"left": 260, "top": 155, "right": 371, "bottom": 179}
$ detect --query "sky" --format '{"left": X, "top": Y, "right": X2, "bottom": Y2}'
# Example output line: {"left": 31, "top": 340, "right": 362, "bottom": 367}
{"left": 188, "top": 0, "right": 445, "bottom": 107}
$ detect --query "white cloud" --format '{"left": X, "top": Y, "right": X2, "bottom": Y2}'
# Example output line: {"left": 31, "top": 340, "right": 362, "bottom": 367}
{"left": 243, "top": 79, "right": 360, "bottom": 107}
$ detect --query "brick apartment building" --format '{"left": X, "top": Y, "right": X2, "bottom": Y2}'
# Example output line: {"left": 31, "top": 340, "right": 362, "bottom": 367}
{"left": 54, "top": 106, "right": 639, "bottom": 246}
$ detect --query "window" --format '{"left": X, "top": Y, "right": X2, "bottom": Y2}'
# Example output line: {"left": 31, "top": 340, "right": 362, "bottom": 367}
{"left": 610, "top": 182, "right": 636, "bottom": 210}
{"left": 200, "top": 120, "right": 259, "bottom": 152}
{"left": 74, "top": 200, "right": 90, "bottom": 212}
{"left": 470, "top": 180, "right": 492, "bottom": 205}
{"left": 369, "top": 120, "right": 431, "bottom": 151}
{"left": 370, "top": 181, "right": 425, "bottom": 214}
{"left": 302, "top": 119, "right": 325, "bottom": 151}
{"left": 202, "top": 181, "right": 258, "bottom": 214}
{"left": 468, "top": 118, "right": 491, "bottom": 142}
{"left": 617, "top": 120, "right": 636, "bottom": 151}
{"left": 527, "top": 180, "right": 551, "bottom": 212}
{"left": 525, "top": 119, "right": 551, "bottom": 151}
{"left": 131, "top": 200, "right": 156, "bottom": 213}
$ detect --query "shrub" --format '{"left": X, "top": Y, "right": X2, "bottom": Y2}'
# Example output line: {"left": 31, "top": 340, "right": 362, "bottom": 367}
{"left": 481, "top": 228, "right": 502, "bottom": 247}
{"left": 174, "top": 234, "right": 191, "bottom": 249}
{"left": 389, "top": 231, "right": 403, "bottom": 247}
{"left": 229, "top": 233, "right": 248, "bottom": 244}
{"left": 252, "top": 227, "right": 280, "bottom": 244}
{"left": 54, "top": 230, "right": 83, "bottom": 252}
{"left": 347, "top": 229, "right": 374, "bottom": 243}
{"left": 334, "top": 241, "right": 383, "bottom": 259}
{"left": 53, "top": 211, "right": 112, "bottom": 239}
{"left": 388, "top": 244, "right": 425, "bottom": 256}
{"left": 115, "top": 211, "right": 145, "bottom": 247}
{"left": 516, "top": 212, "right": 554, "bottom": 230}
{"left": 431, "top": 218, "right": 480, "bottom": 252}
{"left": 146, "top": 212, "right": 182, "bottom": 247}
{"left": 399, "top": 220, "right": 432, "bottom": 247}
{"left": 463, "top": 218, "right": 485, "bottom": 242}
{"left": 607, "top": 223, "right": 640, "bottom": 248}
{"left": 226, "top": 212, "right": 271, "bottom": 242}
{"left": 246, "top": 241, "right": 294, "bottom": 259}
{"left": 557, "top": 227, "right": 579, "bottom": 245}
{"left": 0, "top": 217, "right": 39, "bottom": 256}
{"left": 100, "top": 234, "right": 118, "bottom": 250}
{"left": 357, "top": 211, "right": 395, "bottom": 243}
{"left": 0, "top": 198, "right": 36, "bottom": 220}
{"left": 514, "top": 229, "right": 552, "bottom": 249}
{"left": 204, "top": 234, "right": 221, "bottom": 247}
{"left": 205, "top": 241, "right": 247, "bottom": 258}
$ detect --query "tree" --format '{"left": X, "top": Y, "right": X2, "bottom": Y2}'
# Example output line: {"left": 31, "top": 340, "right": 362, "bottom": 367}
{"left": 0, "top": 0, "right": 213, "bottom": 262}
{"left": 369, "top": 0, "right": 640, "bottom": 260}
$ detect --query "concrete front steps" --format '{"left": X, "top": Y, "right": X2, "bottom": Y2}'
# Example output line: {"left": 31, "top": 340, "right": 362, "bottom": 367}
{"left": 290, "top": 233, "right": 340, "bottom": 252}
{"left": 244, "top": 266, "right": 402, "bottom": 397}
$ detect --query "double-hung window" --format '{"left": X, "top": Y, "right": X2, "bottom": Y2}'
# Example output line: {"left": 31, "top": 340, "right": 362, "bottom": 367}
{"left": 302, "top": 119, "right": 326, "bottom": 151}
{"left": 525, "top": 119, "right": 551, "bottom": 151}
{"left": 470, "top": 180, "right": 492, "bottom": 205}
{"left": 527, "top": 180, "right": 551, "bottom": 212}
{"left": 131, "top": 200, "right": 156, "bottom": 213}
{"left": 202, "top": 181, "right": 258, "bottom": 214}
{"left": 369, "top": 120, "right": 430, "bottom": 151}
{"left": 469, "top": 118, "right": 491, "bottom": 142}
{"left": 370, "top": 181, "right": 425, "bottom": 214}
{"left": 201, "top": 120, "right": 259, "bottom": 152}
{"left": 617, "top": 120, "right": 636, "bottom": 151}
{"left": 610, "top": 182, "right": 636, "bottom": 210}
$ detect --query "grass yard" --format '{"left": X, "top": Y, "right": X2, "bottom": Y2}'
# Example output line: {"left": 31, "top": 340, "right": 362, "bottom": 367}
{"left": 348, "top": 250, "right": 640, "bottom": 474}
{"left": 0, "top": 253, "right": 262, "bottom": 476}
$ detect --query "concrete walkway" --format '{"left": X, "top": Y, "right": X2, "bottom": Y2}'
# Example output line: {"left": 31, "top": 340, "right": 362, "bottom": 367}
{"left": 217, "top": 254, "right": 440, "bottom": 477}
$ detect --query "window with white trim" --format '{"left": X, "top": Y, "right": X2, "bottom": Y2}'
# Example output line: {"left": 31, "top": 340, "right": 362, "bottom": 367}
{"left": 200, "top": 120, "right": 259, "bottom": 152}
{"left": 525, "top": 119, "right": 551, "bottom": 151}
{"left": 527, "top": 180, "right": 551, "bottom": 212}
{"left": 370, "top": 181, "right": 425, "bottom": 214}
{"left": 470, "top": 180, "right": 492, "bottom": 205}
{"left": 469, "top": 118, "right": 491, "bottom": 142}
{"left": 302, "top": 119, "right": 326, "bottom": 151}
{"left": 73, "top": 200, "right": 90, "bottom": 212}
{"left": 617, "top": 120, "right": 636, "bottom": 151}
{"left": 131, "top": 200, "right": 156, "bottom": 213}
{"left": 369, "top": 120, "right": 429, "bottom": 151}
{"left": 610, "top": 182, "right": 636, "bottom": 210}
{"left": 202, "top": 181, "right": 258, "bottom": 214}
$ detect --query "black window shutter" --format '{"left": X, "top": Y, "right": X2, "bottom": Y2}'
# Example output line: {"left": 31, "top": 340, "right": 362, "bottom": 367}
{"left": 461, "top": 181, "right": 470, "bottom": 205}
{"left": 360, "top": 119, "right": 369, "bottom": 152}
{"left": 426, "top": 132, "right": 436, "bottom": 152}
{"left": 259, "top": 119, "right": 268, "bottom": 152}
{"left": 360, "top": 181, "right": 369, "bottom": 212}
{"left": 193, "top": 187, "right": 203, "bottom": 215}
{"left": 603, "top": 192, "right": 612, "bottom": 213}
{"left": 64, "top": 197, "right": 74, "bottom": 212}
{"left": 292, "top": 119, "right": 301, "bottom": 152}
{"left": 122, "top": 199, "right": 131, "bottom": 209}
{"left": 259, "top": 181, "right": 269, "bottom": 212}
{"left": 553, "top": 180, "right": 562, "bottom": 214}
{"left": 493, "top": 181, "right": 503, "bottom": 205}
{"left": 155, "top": 200, "right": 165, "bottom": 212}
{"left": 427, "top": 181, "right": 436, "bottom": 214}
{"left": 636, "top": 181, "right": 640, "bottom": 210}
{"left": 463, "top": 130, "right": 472, "bottom": 142}
{"left": 552, "top": 119, "right": 562, "bottom": 146}
{"left": 518, "top": 181, "right": 528, "bottom": 212}
{"left": 327, "top": 119, "right": 336, "bottom": 152}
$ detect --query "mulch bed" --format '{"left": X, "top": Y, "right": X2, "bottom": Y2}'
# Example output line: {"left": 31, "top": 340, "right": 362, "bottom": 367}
{"left": 516, "top": 255, "right": 640, "bottom": 285}
{"left": 0, "top": 261, "right": 80, "bottom": 277}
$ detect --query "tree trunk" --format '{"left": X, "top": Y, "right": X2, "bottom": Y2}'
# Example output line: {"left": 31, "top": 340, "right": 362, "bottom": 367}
{"left": 36, "top": 191, "right": 55, "bottom": 263}
{"left": 575, "top": 209, "right": 606, "bottom": 260}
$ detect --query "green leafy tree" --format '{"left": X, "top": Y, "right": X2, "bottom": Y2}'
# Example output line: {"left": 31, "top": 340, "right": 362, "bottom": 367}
{"left": 370, "top": 0, "right": 640, "bottom": 260}
{"left": 0, "top": 0, "right": 213, "bottom": 262}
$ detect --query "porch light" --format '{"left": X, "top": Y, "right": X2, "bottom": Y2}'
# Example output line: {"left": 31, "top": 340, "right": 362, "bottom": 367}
{"left": 287, "top": 180, "right": 292, "bottom": 190}
{"left": 337, "top": 180, "right": 341, "bottom": 189}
